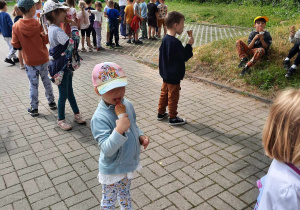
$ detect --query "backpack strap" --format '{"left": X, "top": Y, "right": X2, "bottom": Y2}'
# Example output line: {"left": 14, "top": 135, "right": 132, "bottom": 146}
{"left": 286, "top": 163, "right": 300, "bottom": 175}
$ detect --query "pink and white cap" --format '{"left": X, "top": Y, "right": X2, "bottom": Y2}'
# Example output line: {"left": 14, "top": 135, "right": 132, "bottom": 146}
{"left": 92, "top": 62, "right": 128, "bottom": 95}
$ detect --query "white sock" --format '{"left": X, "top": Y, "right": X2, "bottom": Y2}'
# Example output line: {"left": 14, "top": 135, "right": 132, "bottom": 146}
{"left": 291, "top": 64, "right": 297, "bottom": 69}
{"left": 285, "top": 57, "right": 290, "bottom": 61}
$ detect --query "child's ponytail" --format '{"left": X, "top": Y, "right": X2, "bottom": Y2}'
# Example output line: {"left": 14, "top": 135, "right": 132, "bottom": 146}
{"left": 79, "top": 1, "right": 88, "bottom": 25}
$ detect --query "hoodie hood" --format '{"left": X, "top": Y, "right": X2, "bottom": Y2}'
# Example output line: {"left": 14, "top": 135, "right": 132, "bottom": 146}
{"left": 17, "top": 19, "right": 42, "bottom": 36}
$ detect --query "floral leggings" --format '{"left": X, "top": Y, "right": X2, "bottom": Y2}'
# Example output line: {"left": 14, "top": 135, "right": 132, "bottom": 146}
{"left": 101, "top": 177, "right": 132, "bottom": 210}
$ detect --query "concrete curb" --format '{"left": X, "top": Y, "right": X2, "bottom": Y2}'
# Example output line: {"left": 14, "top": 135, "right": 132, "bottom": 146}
{"left": 141, "top": 59, "right": 273, "bottom": 105}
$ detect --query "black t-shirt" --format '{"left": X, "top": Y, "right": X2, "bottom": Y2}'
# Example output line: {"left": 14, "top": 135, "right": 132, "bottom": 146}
{"left": 86, "top": 6, "right": 95, "bottom": 26}
{"left": 147, "top": 3, "right": 158, "bottom": 19}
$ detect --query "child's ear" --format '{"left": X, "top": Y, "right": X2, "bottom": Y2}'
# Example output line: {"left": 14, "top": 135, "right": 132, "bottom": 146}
{"left": 94, "top": 87, "right": 101, "bottom": 96}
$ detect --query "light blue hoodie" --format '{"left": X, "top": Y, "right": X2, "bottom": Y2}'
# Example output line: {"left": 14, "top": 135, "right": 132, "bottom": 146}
{"left": 91, "top": 98, "right": 144, "bottom": 175}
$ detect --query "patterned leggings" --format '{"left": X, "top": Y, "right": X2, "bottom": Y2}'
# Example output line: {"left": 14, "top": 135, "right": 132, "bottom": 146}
{"left": 101, "top": 177, "right": 132, "bottom": 210}
{"left": 236, "top": 40, "right": 265, "bottom": 67}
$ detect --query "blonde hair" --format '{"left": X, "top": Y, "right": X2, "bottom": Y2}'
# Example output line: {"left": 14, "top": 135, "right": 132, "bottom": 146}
{"left": 263, "top": 89, "right": 300, "bottom": 166}
{"left": 108, "top": 0, "right": 114, "bottom": 8}
{"left": 12, "top": 4, "right": 22, "bottom": 16}
{"left": 78, "top": 1, "right": 88, "bottom": 25}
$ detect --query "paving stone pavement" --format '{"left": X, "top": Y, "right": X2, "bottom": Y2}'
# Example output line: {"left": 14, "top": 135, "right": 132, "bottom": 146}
{"left": 0, "top": 27, "right": 271, "bottom": 209}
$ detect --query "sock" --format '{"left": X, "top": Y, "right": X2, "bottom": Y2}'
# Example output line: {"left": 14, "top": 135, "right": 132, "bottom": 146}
{"left": 291, "top": 64, "right": 297, "bottom": 69}
{"left": 285, "top": 57, "right": 290, "bottom": 61}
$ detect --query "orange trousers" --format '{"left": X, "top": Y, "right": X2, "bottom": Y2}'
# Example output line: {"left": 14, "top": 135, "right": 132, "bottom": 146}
{"left": 158, "top": 82, "right": 180, "bottom": 119}
{"left": 236, "top": 40, "right": 265, "bottom": 67}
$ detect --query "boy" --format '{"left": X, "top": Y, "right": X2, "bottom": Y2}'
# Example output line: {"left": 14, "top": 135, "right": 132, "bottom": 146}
{"left": 157, "top": 0, "right": 167, "bottom": 38}
{"left": 157, "top": 11, "right": 193, "bottom": 126}
{"left": 91, "top": 62, "right": 149, "bottom": 209}
{"left": 133, "top": 0, "right": 143, "bottom": 44}
{"left": 124, "top": 0, "right": 134, "bottom": 43}
{"left": 103, "top": 0, "right": 110, "bottom": 46}
{"left": 107, "top": 0, "right": 122, "bottom": 48}
{"left": 147, "top": 0, "right": 158, "bottom": 40}
{"left": 0, "top": 0, "right": 18, "bottom": 65}
{"left": 85, "top": 0, "right": 97, "bottom": 49}
{"left": 140, "top": 0, "right": 147, "bottom": 39}
{"left": 236, "top": 16, "right": 272, "bottom": 76}
{"left": 12, "top": 0, "right": 57, "bottom": 116}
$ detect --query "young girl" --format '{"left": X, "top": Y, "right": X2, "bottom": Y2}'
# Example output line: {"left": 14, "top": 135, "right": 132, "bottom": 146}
{"left": 89, "top": 1, "right": 104, "bottom": 51}
{"left": 66, "top": 0, "right": 77, "bottom": 21}
{"left": 43, "top": 0, "right": 86, "bottom": 130}
{"left": 61, "top": 2, "right": 72, "bottom": 37}
{"left": 12, "top": 4, "right": 24, "bottom": 69}
{"left": 254, "top": 89, "right": 300, "bottom": 209}
{"left": 76, "top": 1, "right": 92, "bottom": 52}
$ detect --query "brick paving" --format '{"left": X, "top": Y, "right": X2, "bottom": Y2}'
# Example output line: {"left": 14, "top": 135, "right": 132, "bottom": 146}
{"left": 0, "top": 25, "right": 271, "bottom": 209}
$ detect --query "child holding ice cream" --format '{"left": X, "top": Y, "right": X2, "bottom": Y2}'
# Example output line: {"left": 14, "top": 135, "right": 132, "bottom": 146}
{"left": 91, "top": 62, "right": 150, "bottom": 209}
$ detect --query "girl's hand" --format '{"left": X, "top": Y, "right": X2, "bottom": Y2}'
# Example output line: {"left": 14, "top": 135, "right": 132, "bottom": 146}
{"left": 139, "top": 135, "right": 150, "bottom": 149}
{"left": 115, "top": 114, "right": 130, "bottom": 134}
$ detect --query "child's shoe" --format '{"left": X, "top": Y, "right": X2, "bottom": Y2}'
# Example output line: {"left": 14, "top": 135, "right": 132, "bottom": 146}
{"left": 152, "top": 37, "right": 157, "bottom": 40}
{"left": 157, "top": 112, "right": 168, "bottom": 121}
{"left": 93, "top": 45, "right": 97, "bottom": 49}
{"left": 57, "top": 119, "right": 72, "bottom": 131}
{"left": 20, "top": 65, "right": 25, "bottom": 70}
{"left": 13, "top": 58, "right": 19, "bottom": 63}
{"left": 238, "top": 57, "right": 248, "bottom": 68}
{"left": 4, "top": 58, "right": 15, "bottom": 65}
{"left": 97, "top": 47, "right": 106, "bottom": 51}
{"left": 115, "top": 44, "right": 122, "bottom": 49}
{"left": 28, "top": 107, "right": 39, "bottom": 117}
{"left": 240, "top": 66, "right": 250, "bottom": 76}
{"left": 106, "top": 42, "right": 109, "bottom": 46}
{"left": 283, "top": 60, "right": 290, "bottom": 71}
{"left": 89, "top": 47, "right": 93, "bottom": 52}
{"left": 135, "top": 40, "right": 143, "bottom": 45}
{"left": 285, "top": 67, "right": 296, "bottom": 78}
{"left": 74, "top": 113, "right": 86, "bottom": 124}
{"left": 127, "top": 39, "right": 132, "bottom": 43}
{"left": 81, "top": 48, "right": 87, "bottom": 52}
{"left": 169, "top": 116, "right": 187, "bottom": 126}
{"left": 109, "top": 44, "right": 115, "bottom": 49}
{"left": 49, "top": 102, "right": 57, "bottom": 110}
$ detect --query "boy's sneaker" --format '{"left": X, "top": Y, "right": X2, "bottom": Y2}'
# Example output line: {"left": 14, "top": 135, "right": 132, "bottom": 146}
{"left": 157, "top": 113, "right": 168, "bottom": 121}
{"left": 283, "top": 60, "right": 290, "bottom": 71}
{"left": 152, "top": 37, "right": 157, "bottom": 40}
{"left": 127, "top": 39, "right": 132, "bottom": 43}
{"left": 106, "top": 42, "right": 109, "bottom": 46}
{"left": 169, "top": 117, "right": 187, "bottom": 126}
{"left": 13, "top": 58, "right": 19, "bottom": 63}
{"left": 28, "top": 107, "right": 39, "bottom": 117}
{"left": 240, "top": 66, "right": 250, "bottom": 76}
{"left": 285, "top": 67, "right": 296, "bottom": 78}
{"left": 57, "top": 119, "right": 72, "bottom": 131}
{"left": 139, "top": 37, "right": 144, "bottom": 40}
{"left": 115, "top": 44, "right": 122, "bottom": 49}
{"left": 88, "top": 47, "right": 93, "bottom": 52}
{"left": 74, "top": 113, "right": 86, "bottom": 124}
{"left": 49, "top": 102, "right": 57, "bottom": 110}
{"left": 81, "top": 48, "right": 87, "bottom": 52}
{"left": 135, "top": 40, "right": 143, "bottom": 45}
{"left": 238, "top": 57, "right": 248, "bottom": 68}
{"left": 4, "top": 58, "right": 15, "bottom": 65}
{"left": 109, "top": 45, "right": 115, "bottom": 49}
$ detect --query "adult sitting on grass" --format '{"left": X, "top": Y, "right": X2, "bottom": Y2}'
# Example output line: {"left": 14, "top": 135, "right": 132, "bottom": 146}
{"left": 283, "top": 25, "right": 300, "bottom": 78}
{"left": 236, "top": 16, "right": 272, "bottom": 76}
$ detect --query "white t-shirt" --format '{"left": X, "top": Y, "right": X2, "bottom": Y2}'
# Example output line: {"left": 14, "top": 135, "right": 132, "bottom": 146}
{"left": 68, "top": 7, "right": 77, "bottom": 21}
{"left": 90, "top": 10, "right": 103, "bottom": 22}
{"left": 119, "top": 0, "right": 127, "bottom": 7}
{"left": 33, "top": 9, "right": 42, "bottom": 19}
{"left": 258, "top": 159, "right": 300, "bottom": 210}
{"left": 76, "top": 11, "right": 90, "bottom": 29}
{"left": 104, "top": 5, "right": 109, "bottom": 22}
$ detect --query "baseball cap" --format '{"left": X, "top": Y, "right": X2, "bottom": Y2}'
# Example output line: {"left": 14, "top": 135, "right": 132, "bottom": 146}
{"left": 254, "top": 16, "right": 269, "bottom": 24}
{"left": 92, "top": 62, "right": 128, "bottom": 95}
{"left": 17, "top": 0, "right": 35, "bottom": 10}
{"left": 43, "top": 0, "right": 69, "bottom": 14}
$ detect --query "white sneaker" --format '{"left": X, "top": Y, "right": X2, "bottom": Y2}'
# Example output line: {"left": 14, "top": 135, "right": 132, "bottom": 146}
{"left": 74, "top": 113, "right": 86, "bottom": 124}
{"left": 57, "top": 119, "right": 72, "bottom": 130}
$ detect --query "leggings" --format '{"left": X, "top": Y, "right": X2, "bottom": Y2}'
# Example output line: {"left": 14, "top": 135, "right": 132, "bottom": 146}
{"left": 287, "top": 42, "right": 300, "bottom": 66}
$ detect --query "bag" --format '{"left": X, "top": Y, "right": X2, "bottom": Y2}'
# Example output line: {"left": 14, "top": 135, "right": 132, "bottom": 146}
{"left": 49, "top": 70, "right": 64, "bottom": 85}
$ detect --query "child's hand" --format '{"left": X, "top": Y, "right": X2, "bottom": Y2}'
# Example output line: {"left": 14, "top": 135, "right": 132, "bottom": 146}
{"left": 88, "top": 9, "right": 91, "bottom": 13}
{"left": 139, "top": 135, "right": 150, "bottom": 149}
{"left": 187, "top": 37, "right": 194, "bottom": 45}
{"left": 115, "top": 114, "right": 130, "bottom": 134}
{"left": 69, "top": 20, "right": 77, "bottom": 27}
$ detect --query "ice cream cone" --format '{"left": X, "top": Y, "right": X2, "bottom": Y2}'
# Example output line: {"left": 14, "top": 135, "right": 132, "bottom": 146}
{"left": 115, "top": 103, "right": 126, "bottom": 118}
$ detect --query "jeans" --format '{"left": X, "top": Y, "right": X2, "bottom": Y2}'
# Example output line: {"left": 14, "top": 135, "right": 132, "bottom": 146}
{"left": 4, "top": 37, "right": 17, "bottom": 59}
{"left": 109, "top": 21, "right": 119, "bottom": 45}
{"left": 25, "top": 62, "right": 55, "bottom": 109}
{"left": 58, "top": 70, "right": 79, "bottom": 120}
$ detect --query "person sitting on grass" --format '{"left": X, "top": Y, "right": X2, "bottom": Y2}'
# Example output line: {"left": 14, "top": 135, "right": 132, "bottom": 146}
{"left": 236, "top": 16, "right": 272, "bottom": 76}
{"left": 283, "top": 25, "right": 300, "bottom": 78}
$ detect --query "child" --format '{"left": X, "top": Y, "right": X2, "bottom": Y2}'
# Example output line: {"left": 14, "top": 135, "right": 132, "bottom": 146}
{"left": 85, "top": 0, "right": 97, "bottom": 49}
{"left": 157, "top": 11, "right": 193, "bottom": 125}
{"left": 12, "top": 4, "right": 24, "bottom": 69}
{"left": 132, "top": 0, "right": 143, "bottom": 45}
{"left": 89, "top": 1, "right": 105, "bottom": 51}
{"left": 12, "top": 0, "right": 57, "bottom": 116}
{"left": 91, "top": 61, "right": 150, "bottom": 209}
{"left": 61, "top": 2, "right": 72, "bottom": 37}
{"left": 254, "top": 89, "right": 300, "bottom": 209}
{"left": 77, "top": 1, "right": 92, "bottom": 52}
{"left": 107, "top": 0, "right": 122, "bottom": 48}
{"left": 236, "top": 16, "right": 272, "bottom": 76}
{"left": 124, "top": 0, "right": 134, "bottom": 43}
{"left": 33, "top": 0, "right": 42, "bottom": 19}
{"left": 147, "top": 0, "right": 158, "bottom": 40}
{"left": 283, "top": 26, "right": 300, "bottom": 78}
{"left": 44, "top": 0, "right": 86, "bottom": 130}
{"left": 103, "top": 0, "right": 110, "bottom": 46}
{"left": 67, "top": 0, "right": 77, "bottom": 21}
{"left": 157, "top": 0, "right": 167, "bottom": 38}
{"left": 140, "top": 0, "right": 147, "bottom": 39}
{"left": 0, "top": 0, "right": 18, "bottom": 65}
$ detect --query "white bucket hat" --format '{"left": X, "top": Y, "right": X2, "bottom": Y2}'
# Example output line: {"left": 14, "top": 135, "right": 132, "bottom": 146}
{"left": 43, "top": 0, "right": 69, "bottom": 14}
